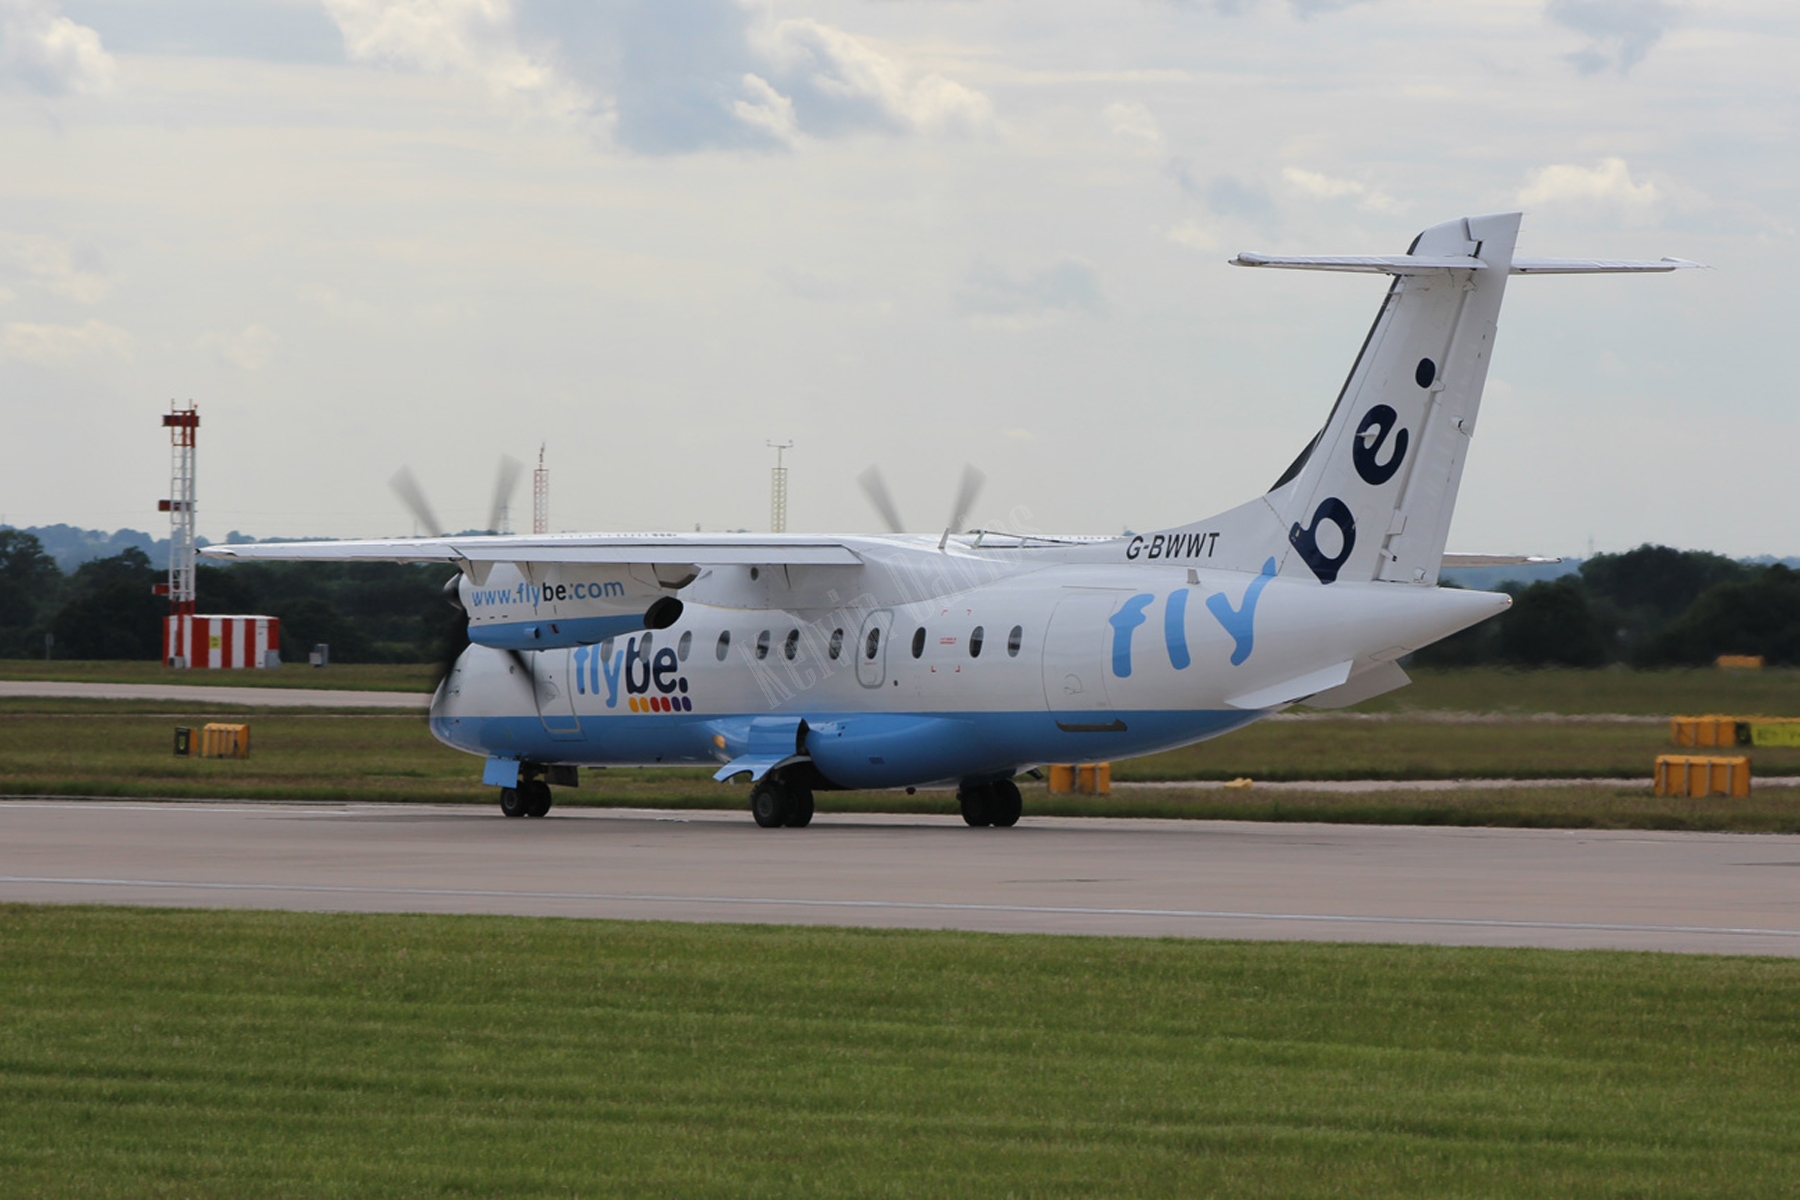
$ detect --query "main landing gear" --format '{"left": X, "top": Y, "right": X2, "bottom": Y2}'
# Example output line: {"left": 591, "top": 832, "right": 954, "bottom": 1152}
{"left": 749, "top": 775, "right": 815, "bottom": 828}
{"left": 958, "top": 779, "right": 1023, "bottom": 828}
{"left": 499, "top": 778, "right": 552, "bottom": 818}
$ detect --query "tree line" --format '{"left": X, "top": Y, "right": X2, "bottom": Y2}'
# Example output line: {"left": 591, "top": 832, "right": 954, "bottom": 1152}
{"left": 1, "top": 529, "right": 1795, "bottom": 667}
{"left": 0, "top": 529, "right": 459, "bottom": 663}
{"left": 1419, "top": 545, "right": 1800, "bottom": 668}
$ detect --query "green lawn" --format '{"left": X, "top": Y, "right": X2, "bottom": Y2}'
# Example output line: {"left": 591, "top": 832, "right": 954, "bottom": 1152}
{"left": 1119, "top": 715, "right": 1800, "bottom": 782}
{"left": 1345, "top": 665, "right": 1800, "bottom": 716}
{"left": 7, "top": 702, "right": 1800, "bottom": 830}
{"left": 0, "top": 659, "right": 435, "bottom": 692}
{"left": 2, "top": 906, "right": 1796, "bottom": 1198}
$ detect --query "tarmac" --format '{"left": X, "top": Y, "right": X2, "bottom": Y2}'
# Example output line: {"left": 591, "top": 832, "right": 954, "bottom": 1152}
{"left": 4, "top": 799, "right": 1797, "bottom": 956}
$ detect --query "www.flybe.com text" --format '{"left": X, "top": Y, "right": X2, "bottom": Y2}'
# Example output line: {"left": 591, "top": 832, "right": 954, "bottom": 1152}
{"left": 467, "top": 580, "right": 627, "bottom": 608}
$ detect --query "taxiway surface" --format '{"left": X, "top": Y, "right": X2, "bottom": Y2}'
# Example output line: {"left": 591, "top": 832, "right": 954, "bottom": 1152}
{"left": 4, "top": 799, "right": 1797, "bottom": 956}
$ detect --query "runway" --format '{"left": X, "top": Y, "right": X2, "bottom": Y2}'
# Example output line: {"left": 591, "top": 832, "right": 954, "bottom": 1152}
{"left": 4, "top": 799, "right": 1798, "bottom": 956}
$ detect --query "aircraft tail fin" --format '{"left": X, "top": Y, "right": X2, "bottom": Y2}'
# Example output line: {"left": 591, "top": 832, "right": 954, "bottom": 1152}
{"left": 1133, "top": 213, "right": 1695, "bottom": 586}
{"left": 1257, "top": 212, "right": 1522, "bottom": 587}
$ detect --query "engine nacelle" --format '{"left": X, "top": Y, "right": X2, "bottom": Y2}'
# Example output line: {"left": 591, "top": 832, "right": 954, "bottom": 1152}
{"left": 458, "top": 562, "right": 682, "bottom": 650}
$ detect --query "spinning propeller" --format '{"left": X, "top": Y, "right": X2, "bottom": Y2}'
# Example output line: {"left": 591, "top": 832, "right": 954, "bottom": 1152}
{"left": 387, "top": 456, "right": 527, "bottom": 685}
{"left": 857, "top": 463, "right": 986, "bottom": 540}
{"left": 389, "top": 455, "right": 524, "bottom": 538}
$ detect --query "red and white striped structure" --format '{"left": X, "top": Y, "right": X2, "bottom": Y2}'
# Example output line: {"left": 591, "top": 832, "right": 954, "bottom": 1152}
{"left": 164, "top": 615, "right": 281, "bottom": 670}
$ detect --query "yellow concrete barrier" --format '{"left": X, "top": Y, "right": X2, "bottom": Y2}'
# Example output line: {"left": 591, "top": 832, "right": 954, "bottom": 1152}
{"left": 1654, "top": 754, "right": 1749, "bottom": 798}
{"left": 200, "top": 723, "right": 251, "bottom": 759}
{"left": 1671, "top": 715, "right": 1744, "bottom": 748}
{"left": 1047, "top": 764, "right": 1110, "bottom": 795}
{"left": 1715, "top": 654, "right": 1764, "bottom": 670}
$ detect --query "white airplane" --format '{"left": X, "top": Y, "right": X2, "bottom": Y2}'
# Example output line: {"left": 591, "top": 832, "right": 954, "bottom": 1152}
{"left": 204, "top": 212, "right": 1696, "bottom": 828}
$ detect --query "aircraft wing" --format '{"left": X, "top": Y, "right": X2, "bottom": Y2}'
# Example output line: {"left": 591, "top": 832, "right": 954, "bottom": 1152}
{"left": 200, "top": 534, "right": 863, "bottom": 568}
{"left": 1439, "top": 554, "right": 1563, "bottom": 569}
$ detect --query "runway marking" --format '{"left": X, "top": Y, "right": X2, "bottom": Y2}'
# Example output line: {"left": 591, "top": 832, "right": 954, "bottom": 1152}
{"left": 4, "top": 875, "right": 1797, "bottom": 942}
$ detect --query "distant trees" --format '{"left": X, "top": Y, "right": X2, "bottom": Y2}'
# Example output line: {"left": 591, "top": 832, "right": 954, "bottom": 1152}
{"left": 49, "top": 547, "right": 166, "bottom": 660}
{"left": 1413, "top": 544, "right": 1800, "bottom": 668}
{"left": 0, "top": 532, "right": 460, "bottom": 662}
{"left": 0, "top": 530, "right": 60, "bottom": 657}
{"left": 1649, "top": 565, "right": 1800, "bottom": 666}
{"left": 1496, "top": 578, "right": 1610, "bottom": 667}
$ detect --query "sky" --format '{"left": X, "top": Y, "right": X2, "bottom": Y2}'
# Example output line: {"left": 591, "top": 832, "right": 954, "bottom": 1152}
{"left": 1, "top": 0, "right": 1795, "bottom": 557}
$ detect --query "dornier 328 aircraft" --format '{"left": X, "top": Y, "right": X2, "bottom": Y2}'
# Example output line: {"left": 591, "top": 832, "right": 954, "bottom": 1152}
{"left": 204, "top": 212, "right": 1697, "bottom": 828}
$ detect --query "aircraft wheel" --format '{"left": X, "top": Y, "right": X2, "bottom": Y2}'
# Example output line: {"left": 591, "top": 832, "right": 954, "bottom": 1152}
{"left": 989, "top": 779, "right": 1023, "bottom": 828}
{"left": 958, "top": 785, "right": 993, "bottom": 828}
{"left": 499, "top": 786, "right": 529, "bottom": 818}
{"left": 785, "top": 787, "right": 815, "bottom": 828}
{"left": 524, "top": 780, "right": 553, "bottom": 818}
{"left": 750, "top": 780, "right": 792, "bottom": 828}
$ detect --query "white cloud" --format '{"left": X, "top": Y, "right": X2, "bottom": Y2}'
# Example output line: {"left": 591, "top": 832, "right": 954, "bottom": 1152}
{"left": 0, "top": 232, "right": 109, "bottom": 303}
{"left": 1104, "top": 100, "right": 1162, "bottom": 145}
{"left": 318, "top": 2, "right": 992, "bottom": 153}
{"left": 761, "top": 18, "right": 994, "bottom": 138}
{"left": 1547, "top": 0, "right": 1674, "bottom": 75}
{"left": 323, "top": 0, "right": 592, "bottom": 123}
{"left": 1517, "top": 157, "right": 1660, "bottom": 219}
{"left": 733, "top": 72, "right": 798, "bottom": 145}
{"left": 1282, "top": 166, "right": 1404, "bottom": 214}
{"left": 0, "top": 318, "right": 131, "bottom": 364}
{"left": 199, "top": 324, "right": 279, "bottom": 371}
{"left": 0, "top": 0, "right": 114, "bottom": 95}
{"left": 1167, "top": 221, "right": 1219, "bottom": 252}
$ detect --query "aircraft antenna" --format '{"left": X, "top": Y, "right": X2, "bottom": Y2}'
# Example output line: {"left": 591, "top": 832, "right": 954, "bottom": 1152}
{"left": 157, "top": 403, "right": 199, "bottom": 667}
{"left": 767, "top": 440, "right": 793, "bottom": 533}
{"left": 532, "top": 443, "right": 549, "bottom": 535}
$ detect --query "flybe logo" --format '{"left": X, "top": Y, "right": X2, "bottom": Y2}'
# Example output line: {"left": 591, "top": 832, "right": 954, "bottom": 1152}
{"left": 1107, "top": 557, "right": 1278, "bottom": 677}
{"left": 469, "top": 580, "right": 626, "bottom": 609}
{"left": 573, "top": 637, "right": 695, "bottom": 713}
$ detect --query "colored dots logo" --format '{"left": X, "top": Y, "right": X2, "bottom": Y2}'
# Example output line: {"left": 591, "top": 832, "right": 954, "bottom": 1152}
{"left": 629, "top": 695, "right": 692, "bottom": 713}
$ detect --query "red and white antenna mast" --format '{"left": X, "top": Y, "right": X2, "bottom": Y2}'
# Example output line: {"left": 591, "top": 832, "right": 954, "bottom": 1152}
{"left": 158, "top": 403, "right": 199, "bottom": 666}
{"left": 532, "top": 443, "right": 549, "bottom": 535}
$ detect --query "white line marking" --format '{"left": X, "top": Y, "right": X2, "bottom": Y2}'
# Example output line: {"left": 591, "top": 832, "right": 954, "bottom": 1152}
{"left": 2, "top": 876, "right": 1795, "bottom": 940}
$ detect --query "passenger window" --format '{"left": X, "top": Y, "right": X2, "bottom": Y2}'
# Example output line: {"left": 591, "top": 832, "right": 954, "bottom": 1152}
{"left": 784, "top": 629, "right": 799, "bottom": 661}
{"left": 828, "top": 628, "right": 844, "bottom": 660}
{"left": 716, "top": 630, "right": 730, "bottom": 661}
{"left": 600, "top": 637, "right": 614, "bottom": 660}
{"left": 755, "top": 630, "right": 771, "bottom": 661}
{"left": 1008, "top": 625, "right": 1023, "bottom": 657}
{"left": 865, "top": 627, "right": 881, "bottom": 660}
{"left": 911, "top": 627, "right": 926, "bottom": 659}
{"left": 677, "top": 631, "right": 692, "bottom": 661}
{"left": 639, "top": 633, "right": 653, "bottom": 661}
{"left": 969, "top": 626, "right": 984, "bottom": 658}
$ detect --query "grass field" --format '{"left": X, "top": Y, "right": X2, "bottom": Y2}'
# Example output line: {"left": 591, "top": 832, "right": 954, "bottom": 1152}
{"left": 0, "top": 659, "right": 435, "bottom": 691}
{"left": 7, "top": 700, "right": 1800, "bottom": 830}
{"left": 1344, "top": 665, "right": 1800, "bottom": 716}
{"left": 2, "top": 905, "right": 1796, "bottom": 1198}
